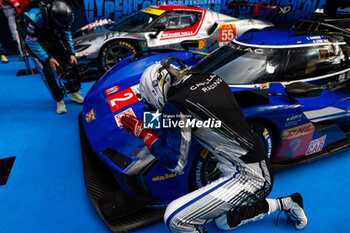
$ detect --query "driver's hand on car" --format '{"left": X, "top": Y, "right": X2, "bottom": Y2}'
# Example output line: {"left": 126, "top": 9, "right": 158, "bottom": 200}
{"left": 69, "top": 55, "right": 77, "bottom": 65}
{"left": 121, "top": 114, "right": 159, "bottom": 150}
{"left": 49, "top": 58, "right": 60, "bottom": 72}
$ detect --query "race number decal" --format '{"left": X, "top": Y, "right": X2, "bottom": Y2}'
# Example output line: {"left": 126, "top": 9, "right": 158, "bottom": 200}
{"left": 114, "top": 108, "right": 136, "bottom": 127}
{"left": 107, "top": 87, "right": 139, "bottom": 113}
{"left": 219, "top": 24, "right": 236, "bottom": 42}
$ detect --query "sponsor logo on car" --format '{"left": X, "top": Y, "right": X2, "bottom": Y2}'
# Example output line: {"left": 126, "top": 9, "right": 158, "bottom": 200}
{"left": 114, "top": 108, "right": 136, "bottom": 127}
{"left": 104, "top": 85, "right": 120, "bottom": 96}
{"left": 85, "top": 108, "right": 96, "bottom": 123}
{"left": 282, "top": 123, "right": 314, "bottom": 140}
{"left": 152, "top": 171, "right": 185, "bottom": 182}
{"left": 306, "top": 135, "right": 327, "bottom": 155}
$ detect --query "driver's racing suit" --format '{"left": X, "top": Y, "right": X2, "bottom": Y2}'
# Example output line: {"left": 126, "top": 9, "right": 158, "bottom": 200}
{"left": 19, "top": 7, "right": 80, "bottom": 101}
{"left": 149, "top": 73, "right": 274, "bottom": 232}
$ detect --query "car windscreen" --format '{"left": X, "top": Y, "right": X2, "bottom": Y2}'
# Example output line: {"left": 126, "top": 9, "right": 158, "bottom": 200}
{"left": 106, "top": 11, "right": 159, "bottom": 32}
{"left": 194, "top": 41, "right": 349, "bottom": 84}
{"left": 193, "top": 42, "right": 285, "bottom": 84}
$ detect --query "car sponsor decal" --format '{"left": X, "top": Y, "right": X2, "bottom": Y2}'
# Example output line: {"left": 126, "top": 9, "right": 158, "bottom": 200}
{"left": 282, "top": 123, "right": 314, "bottom": 140}
{"left": 197, "top": 39, "right": 206, "bottom": 50}
{"left": 107, "top": 86, "right": 139, "bottom": 113}
{"left": 280, "top": 123, "right": 315, "bottom": 159}
{"left": 219, "top": 24, "right": 236, "bottom": 42}
{"left": 85, "top": 108, "right": 96, "bottom": 123}
{"left": 306, "top": 135, "right": 327, "bottom": 155}
{"left": 141, "top": 7, "right": 166, "bottom": 16}
{"left": 152, "top": 171, "right": 185, "bottom": 182}
{"left": 104, "top": 85, "right": 120, "bottom": 96}
{"left": 114, "top": 107, "right": 136, "bottom": 127}
{"left": 76, "top": 52, "right": 98, "bottom": 56}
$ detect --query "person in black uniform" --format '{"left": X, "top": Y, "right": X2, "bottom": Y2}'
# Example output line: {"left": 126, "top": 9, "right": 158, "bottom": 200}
{"left": 121, "top": 57, "right": 308, "bottom": 233}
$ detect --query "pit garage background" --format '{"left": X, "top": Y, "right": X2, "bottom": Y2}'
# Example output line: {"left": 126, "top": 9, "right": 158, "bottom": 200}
{"left": 1, "top": 0, "right": 350, "bottom": 233}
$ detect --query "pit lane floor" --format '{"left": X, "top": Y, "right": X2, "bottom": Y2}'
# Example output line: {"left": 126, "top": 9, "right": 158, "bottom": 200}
{"left": 0, "top": 55, "right": 349, "bottom": 233}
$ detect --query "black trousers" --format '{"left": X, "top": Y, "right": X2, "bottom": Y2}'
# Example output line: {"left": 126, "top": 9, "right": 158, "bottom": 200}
{"left": 28, "top": 37, "right": 80, "bottom": 102}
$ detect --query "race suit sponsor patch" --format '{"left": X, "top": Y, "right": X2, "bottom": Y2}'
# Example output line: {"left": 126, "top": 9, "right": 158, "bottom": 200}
{"left": 114, "top": 107, "right": 136, "bottom": 127}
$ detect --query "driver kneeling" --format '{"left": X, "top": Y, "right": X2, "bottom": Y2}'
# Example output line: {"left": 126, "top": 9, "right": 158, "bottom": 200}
{"left": 121, "top": 58, "right": 308, "bottom": 233}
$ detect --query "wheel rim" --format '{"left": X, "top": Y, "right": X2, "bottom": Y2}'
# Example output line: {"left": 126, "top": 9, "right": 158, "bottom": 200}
{"left": 203, "top": 153, "right": 220, "bottom": 184}
{"left": 103, "top": 44, "right": 134, "bottom": 69}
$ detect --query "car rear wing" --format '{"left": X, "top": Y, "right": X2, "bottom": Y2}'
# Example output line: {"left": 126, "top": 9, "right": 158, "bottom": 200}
{"left": 228, "top": 1, "right": 291, "bottom": 19}
{"left": 292, "top": 10, "right": 350, "bottom": 39}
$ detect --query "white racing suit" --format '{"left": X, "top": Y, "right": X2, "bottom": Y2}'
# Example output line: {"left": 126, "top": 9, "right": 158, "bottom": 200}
{"left": 149, "top": 73, "right": 274, "bottom": 232}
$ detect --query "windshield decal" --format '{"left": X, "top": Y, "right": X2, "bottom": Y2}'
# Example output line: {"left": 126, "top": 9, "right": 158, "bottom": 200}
{"left": 141, "top": 7, "right": 166, "bottom": 16}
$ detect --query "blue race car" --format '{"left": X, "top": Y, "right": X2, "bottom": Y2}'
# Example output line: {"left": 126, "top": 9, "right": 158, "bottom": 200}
{"left": 79, "top": 19, "right": 350, "bottom": 232}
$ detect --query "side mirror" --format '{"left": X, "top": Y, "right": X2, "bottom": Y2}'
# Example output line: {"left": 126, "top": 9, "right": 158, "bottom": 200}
{"left": 285, "top": 82, "right": 323, "bottom": 99}
{"left": 180, "top": 40, "right": 199, "bottom": 50}
{"left": 149, "top": 23, "right": 166, "bottom": 39}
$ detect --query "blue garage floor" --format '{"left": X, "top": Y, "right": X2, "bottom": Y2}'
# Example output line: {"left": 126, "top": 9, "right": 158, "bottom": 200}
{"left": 1, "top": 55, "right": 350, "bottom": 233}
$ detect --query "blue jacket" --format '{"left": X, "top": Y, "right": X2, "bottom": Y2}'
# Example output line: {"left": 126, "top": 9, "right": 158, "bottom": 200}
{"left": 23, "top": 8, "right": 75, "bottom": 61}
{"left": 150, "top": 102, "right": 192, "bottom": 172}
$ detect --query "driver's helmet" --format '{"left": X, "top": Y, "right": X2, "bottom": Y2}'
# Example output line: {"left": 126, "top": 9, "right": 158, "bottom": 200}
{"left": 140, "top": 63, "right": 172, "bottom": 111}
{"left": 50, "top": 0, "right": 74, "bottom": 29}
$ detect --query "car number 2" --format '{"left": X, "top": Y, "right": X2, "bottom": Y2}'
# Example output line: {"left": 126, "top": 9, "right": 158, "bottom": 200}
{"left": 107, "top": 88, "right": 139, "bottom": 113}
{"left": 110, "top": 93, "right": 133, "bottom": 106}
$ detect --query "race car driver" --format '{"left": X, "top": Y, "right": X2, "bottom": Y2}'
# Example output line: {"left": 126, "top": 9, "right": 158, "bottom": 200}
{"left": 19, "top": 0, "right": 83, "bottom": 114}
{"left": 121, "top": 58, "right": 308, "bottom": 233}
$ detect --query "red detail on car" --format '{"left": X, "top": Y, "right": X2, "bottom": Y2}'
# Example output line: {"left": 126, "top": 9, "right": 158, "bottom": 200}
{"left": 160, "top": 9, "right": 206, "bottom": 40}
{"left": 104, "top": 85, "right": 120, "bottom": 96}
{"left": 107, "top": 88, "right": 139, "bottom": 113}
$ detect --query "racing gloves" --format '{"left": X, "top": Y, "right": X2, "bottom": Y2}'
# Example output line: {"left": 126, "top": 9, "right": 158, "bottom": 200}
{"left": 121, "top": 114, "right": 159, "bottom": 150}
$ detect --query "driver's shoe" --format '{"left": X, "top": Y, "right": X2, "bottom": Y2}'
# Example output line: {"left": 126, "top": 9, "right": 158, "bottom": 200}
{"left": 277, "top": 193, "right": 308, "bottom": 230}
{"left": 69, "top": 92, "right": 84, "bottom": 104}
{"left": 56, "top": 100, "right": 67, "bottom": 114}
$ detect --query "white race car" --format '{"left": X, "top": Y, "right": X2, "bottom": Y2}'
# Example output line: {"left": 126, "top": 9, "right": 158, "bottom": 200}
{"left": 73, "top": 4, "right": 277, "bottom": 72}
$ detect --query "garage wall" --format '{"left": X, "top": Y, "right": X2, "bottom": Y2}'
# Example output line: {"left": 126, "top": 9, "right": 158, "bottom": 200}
{"left": 83, "top": 0, "right": 330, "bottom": 25}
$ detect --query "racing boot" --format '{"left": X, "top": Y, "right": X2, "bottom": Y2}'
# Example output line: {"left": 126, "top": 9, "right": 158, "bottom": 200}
{"left": 1, "top": 54, "right": 8, "bottom": 63}
{"left": 56, "top": 100, "right": 67, "bottom": 114}
{"left": 277, "top": 193, "right": 308, "bottom": 230}
{"left": 69, "top": 92, "right": 84, "bottom": 104}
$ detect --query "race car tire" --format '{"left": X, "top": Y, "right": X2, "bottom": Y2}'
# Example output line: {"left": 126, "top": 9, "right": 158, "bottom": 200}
{"left": 250, "top": 121, "right": 273, "bottom": 160}
{"left": 99, "top": 40, "right": 137, "bottom": 72}
{"left": 189, "top": 122, "right": 273, "bottom": 191}
{"left": 189, "top": 148, "right": 220, "bottom": 191}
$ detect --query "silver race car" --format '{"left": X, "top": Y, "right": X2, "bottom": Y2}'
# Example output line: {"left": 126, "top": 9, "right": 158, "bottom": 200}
{"left": 73, "top": 4, "right": 275, "bottom": 72}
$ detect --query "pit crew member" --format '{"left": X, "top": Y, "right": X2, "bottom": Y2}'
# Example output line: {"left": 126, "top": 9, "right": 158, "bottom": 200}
{"left": 121, "top": 61, "right": 308, "bottom": 233}
{"left": 19, "top": 0, "right": 83, "bottom": 114}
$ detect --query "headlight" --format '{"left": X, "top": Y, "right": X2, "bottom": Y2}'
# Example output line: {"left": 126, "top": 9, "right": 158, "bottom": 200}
{"left": 75, "top": 44, "right": 91, "bottom": 52}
